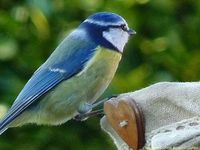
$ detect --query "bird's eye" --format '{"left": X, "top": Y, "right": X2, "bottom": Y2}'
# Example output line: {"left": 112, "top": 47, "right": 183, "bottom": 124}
{"left": 120, "top": 24, "right": 128, "bottom": 31}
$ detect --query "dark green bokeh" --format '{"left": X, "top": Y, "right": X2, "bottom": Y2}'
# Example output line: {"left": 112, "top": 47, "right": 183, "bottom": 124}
{"left": 0, "top": 0, "right": 200, "bottom": 149}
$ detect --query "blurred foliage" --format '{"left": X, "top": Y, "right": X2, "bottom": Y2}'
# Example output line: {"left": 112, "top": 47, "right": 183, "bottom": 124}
{"left": 0, "top": 0, "right": 200, "bottom": 149}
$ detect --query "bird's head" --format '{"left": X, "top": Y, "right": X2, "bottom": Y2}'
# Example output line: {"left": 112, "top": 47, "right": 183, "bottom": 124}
{"left": 79, "top": 12, "right": 136, "bottom": 53}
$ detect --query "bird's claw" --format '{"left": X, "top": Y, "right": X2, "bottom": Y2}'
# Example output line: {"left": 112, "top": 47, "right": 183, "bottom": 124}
{"left": 74, "top": 94, "right": 119, "bottom": 121}
{"left": 74, "top": 109, "right": 104, "bottom": 121}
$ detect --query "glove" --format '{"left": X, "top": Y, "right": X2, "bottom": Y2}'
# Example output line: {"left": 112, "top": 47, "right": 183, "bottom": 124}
{"left": 101, "top": 82, "right": 200, "bottom": 150}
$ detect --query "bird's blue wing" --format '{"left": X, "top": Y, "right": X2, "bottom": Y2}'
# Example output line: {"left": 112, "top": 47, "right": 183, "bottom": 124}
{"left": 0, "top": 35, "right": 97, "bottom": 131}
{"left": 0, "top": 69, "right": 65, "bottom": 129}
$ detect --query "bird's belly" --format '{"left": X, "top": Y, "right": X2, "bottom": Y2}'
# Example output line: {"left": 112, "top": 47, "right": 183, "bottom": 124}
{"left": 35, "top": 48, "right": 121, "bottom": 125}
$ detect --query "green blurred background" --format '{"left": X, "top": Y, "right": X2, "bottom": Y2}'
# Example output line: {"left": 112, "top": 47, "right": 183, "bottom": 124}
{"left": 0, "top": 0, "right": 200, "bottom": 149}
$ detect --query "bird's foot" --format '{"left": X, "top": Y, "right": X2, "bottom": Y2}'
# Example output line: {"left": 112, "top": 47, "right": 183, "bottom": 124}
{"left": 91, "top": 94, "right": 119, "bottom": 109}
{"left": 74, "top": 109, "right": 104, "bottom": 121}
{"left": 74, "top": 94, "right": 119, "bottom": 121}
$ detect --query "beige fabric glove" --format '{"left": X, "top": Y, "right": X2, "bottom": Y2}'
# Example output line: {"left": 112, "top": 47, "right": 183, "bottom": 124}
{"left": 100, "top": 82, "right": 200, "bottom": 150}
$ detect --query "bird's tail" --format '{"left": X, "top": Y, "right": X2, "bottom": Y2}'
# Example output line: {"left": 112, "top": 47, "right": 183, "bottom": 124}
{"left": 0, "top": 116, "right": 10, "bottom": 135}
{"left": 0, "top": 126, "right": 8, "bottom": 135}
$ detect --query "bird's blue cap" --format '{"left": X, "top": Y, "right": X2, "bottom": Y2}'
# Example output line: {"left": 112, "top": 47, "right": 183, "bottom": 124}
{"left": 83, "top": 12, "right": 127, "bottom": 27}
{"left": 83, "top": 12, "right": 136, "bottom": 35}
{"left": 87, "top": 12, "right": 126, "bottom": 24}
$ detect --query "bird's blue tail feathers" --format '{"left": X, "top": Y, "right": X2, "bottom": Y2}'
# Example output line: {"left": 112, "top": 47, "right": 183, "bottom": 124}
{"left": 0, "top": 126, "right": 8, "bottom": 135}
{"left": 0, "top": 116, "right": 11, "bottom": 135}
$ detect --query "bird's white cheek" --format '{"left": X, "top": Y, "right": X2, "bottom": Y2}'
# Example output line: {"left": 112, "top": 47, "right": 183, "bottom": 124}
{"left": 103, "top": 28, "right": 129, "bottom": 52}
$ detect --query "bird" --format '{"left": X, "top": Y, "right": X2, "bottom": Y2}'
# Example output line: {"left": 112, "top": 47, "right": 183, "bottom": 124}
{"left": 0, "top": 12, "right": 135, "bottom": 135}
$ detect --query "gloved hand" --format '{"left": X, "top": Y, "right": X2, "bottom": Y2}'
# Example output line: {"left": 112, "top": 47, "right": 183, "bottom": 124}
{"left": 101, "top": 82, "right": 200, "bottom": 150}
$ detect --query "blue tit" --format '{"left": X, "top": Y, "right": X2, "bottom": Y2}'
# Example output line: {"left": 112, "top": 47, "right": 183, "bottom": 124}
{"left": 0, "top": 12, "right": 135, "bottom": 135}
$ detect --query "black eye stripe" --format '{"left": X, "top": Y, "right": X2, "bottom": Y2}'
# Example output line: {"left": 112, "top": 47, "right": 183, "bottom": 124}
{"left": 108, "top": 24, "right": 128, "bottom": 31}
{"left": 107, "top": 25, "right": 121, "bottom": 28}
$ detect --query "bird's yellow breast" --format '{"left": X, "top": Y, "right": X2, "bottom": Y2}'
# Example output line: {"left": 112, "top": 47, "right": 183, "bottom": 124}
{"left": 75, "top": 47, "right": 122, "bottom": 103}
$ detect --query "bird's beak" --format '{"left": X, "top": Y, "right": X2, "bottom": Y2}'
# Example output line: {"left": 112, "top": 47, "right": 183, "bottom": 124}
{"left": 127, "top": 29, "right": 136, "bottom": 35}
